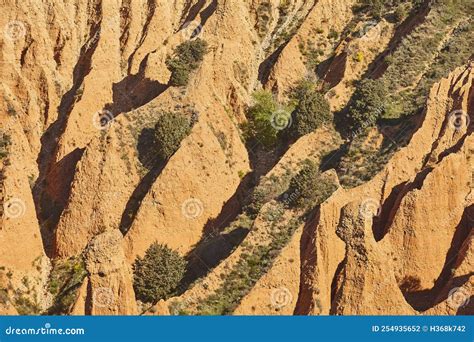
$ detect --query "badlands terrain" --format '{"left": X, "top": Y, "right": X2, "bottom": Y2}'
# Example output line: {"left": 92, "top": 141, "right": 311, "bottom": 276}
{"left": 0, "top": 0, "right": 472, "bottom": 315}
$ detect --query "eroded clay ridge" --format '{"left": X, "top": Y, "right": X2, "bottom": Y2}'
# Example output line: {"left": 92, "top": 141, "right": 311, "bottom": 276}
{"left": 0, "top": 0, "right": 472, "bottom": 315}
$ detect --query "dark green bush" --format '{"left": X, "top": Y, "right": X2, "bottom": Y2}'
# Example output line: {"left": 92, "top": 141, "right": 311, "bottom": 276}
{"left": 47, "top": 256, "right": 87, "bottom": 315}
{"left": 154, "top": 112, "right": 191, "bottom": 160}
{"left": 166, "top": 39, "right": 208, "bottom": 86}
{"left": 360, "top": 0, "right": 384, "bottom": 18}
{"left": 14, "top": 295, "right": 41, "bottom": 315}
{"left": 353, "top": 0, "right": 426, "bottom": 20}
{"left": 245, "top": 185, "right": 274, "bottom": 218}
{"left": 286, "top": 159, "right": 337, "bottom": 208}
{"left": 347, "top": 78, "right": 387, "bottom": 133}
{"left": 290, "top": 81, "right": 331, "bottom": 137}
{"left": 0, "top": 131, "right": 11, "bottom": 160}
{"left": 354, "top": 0, "right": 413, "bottom": 19}
{"left": 243, "top": 91, "right": 292, "bottom": 148}
{"left": 244, "top": 175, "right": 287, "bottom": 217}
{"left": 256, "top": 2, "right": 272, "bottom": 38}
{"left": 0, "top": 288, "right": 8, "bottom": 305}
{"left": 133, "top": 243, "right": 186, "bottom": 304}
{"left": 393, "top": 4, "right": 407, "bottom": 22}
{"left": 327, "top": 28, "right": 339, "bottom": 40}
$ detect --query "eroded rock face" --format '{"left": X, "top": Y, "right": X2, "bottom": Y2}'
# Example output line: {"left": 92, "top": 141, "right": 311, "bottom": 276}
{"left": 266, "top": 0, "right": 356, "bottom": 98}
{"left": 55, "top": 129, "right": 139, "bottom": 258}
{"left": 123, "top": 121, "right": 243, "bottom": 260}
{"left": 298, "top": 63, "right": 474, "bottom": 315}
{"left": 387, "top": 151, "right": 470, "bottom": 290}
{"left": 331, "top": 201, "right": 415, "bottom": 315}
{"left": 0, "top": 0, "right": 472, "bottom": 316}
{"left": 0, "top": 118, "right": 47, "bottom": 311}
{"left": 83, "top": 230, "right": 137, "bottom": 315}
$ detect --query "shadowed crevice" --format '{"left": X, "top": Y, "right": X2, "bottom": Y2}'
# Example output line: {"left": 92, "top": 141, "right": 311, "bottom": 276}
{"left": 118, "top": 126, "right": 168, "bottom": 235}
{"left": 179, "top": 0, "right": 207, "bottom": 29}
{"left": 126, "top": 0, "right": 157, "bottom": 74}
{"left": 293, "top": 208, "right": 320, "bottom": 315}
{"left": 456, "top": 295, "right": 474, "bottom": 315}
{"left": 366, "top": 0, "right": 432, "bottom": 79}
{"left": 372, "top": 167, "right": 433, "bottom": 243}
{"left": 119, "top": 113, "right": 196, "bottom": 235}
{"left": 437, "top": 81, "right": 474, "bottom": 161}
{"left": 39, "top": 148, "right": 85, "bottom": 257}
{"left": 201, "top": 173, "right": 254, "bottom": 236}
{"left": 118, "top": 163, "right": 165, "bottom": 236}
{"left": 320, "top": 52, "right": 348, "bottom": 89}
{"left": 400, "top": 205, "right": 474, "bottom": 312}
{"left": 177, "top": 135, "right": 297, "bottom": 291}
{"left": 329, "top": 257, "right": 346, "bottom": 315}
{"left": 34, "top": 4, "right": 103, "bottom": 252}
{"left": 176, "top": 173, "right": 254, "bottom": 291}
{"left": 258, "top": 43, "right": 288, "bottom": 85}
{"left": 104, "top": 54, "right": 169, "bottom": 116}
{"left": 37, "top": 4, "right": 102, "bottom": 174}
{"left": 178, "top": 227, "right": 249, "bottom": 293}
{"left": 199, "top": 0, "right": 218, "bottom": 28}
{"left": 372, "top": 181, "right": 406, "bottom": 241}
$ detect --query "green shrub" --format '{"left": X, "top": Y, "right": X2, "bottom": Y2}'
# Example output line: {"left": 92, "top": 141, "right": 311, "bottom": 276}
{"left": 299, "top": 41, "right": 324, "bottom": 69}
{"left": 243, "top": 91, "right": 292, "bottom": 148}
{"left": 244, "top": 175, "right": 288, "bottom": 217}
{"left": 393, "top": 4, "right": 407, "bottom": 22}
{"left": 197, "top": 214, "right": 301, "bottom": 315}
{"left": 256, "top": 2, "right": 272, "bottom": 38}
{"left": 278, "top": 1, "right": 291, "bottom": 17}
{"left": 166, "top": 39, "right": 208, "bottom": 86}
{"left": 286, "top": 159, "right": 337, "bottom": 208}
{"left": 0, "top": 288, "right": 8, "bottom": 304}
{"left": 245, "top": 184, "right": 274, "bottom": 218}
{"left": 353, "top": 0, "right": 424, "bottom": 20}
{"left": 14, "top": 294, "right": 41, "bottom": 315}
{"left": 362, "top": 0, "right": 384, "bottom": 19}
{"left": 154, "top": 112, "right": 192, "bottom": 160}
{"left": 354, "top": 0, "right": 401, "bottom": 19}
{"left": 133, "top": 243, "right": 186, "bottom": 304}
{"left": 290, "top": 81, "right": 331, "bottom": 137}
{"left": 347, "top": 78, "right": 387, "bottom": 133}
{"left": 0, "top": 131, "right": 11, "bottom": 160}
{"left": 47, "top": 256, "right": 87, "bottom": 315}
{"left": 327, "top": 28, "right": 339, "bottom": 40}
